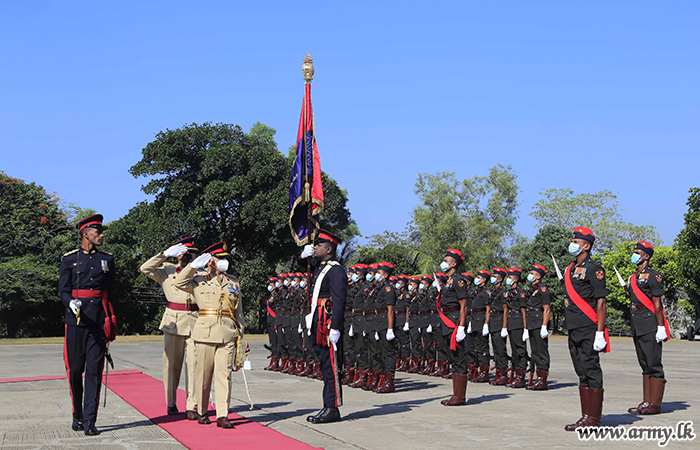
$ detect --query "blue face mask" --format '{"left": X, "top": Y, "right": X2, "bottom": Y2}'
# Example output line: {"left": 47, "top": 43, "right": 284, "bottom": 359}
{"left": 474, "top": 277, "right": 482, "bottom": 286}
{"left": 275, "top": 282, "right": 281, "bottom": 288}
{"left": 408, "top": 285, "right": 415, "bottom": 292}
{"left": 418, "top": 284, "right": 425, "bottom": 291}
{"left": 527, "top": 273, "right": 536, "bottom": 283}
{"left": 366, "top": 273, "right": 374, "bottom": 282}
{"left": 439, "top": 261, "right": 450, "bottom": 272}
{"left": 267, "top": 285, "right": 273, "bottom": 292}
{"left": 291, "top": 281, "right": 297, "bottom": 287}
{"left": 300, "top": 281, "right": 307, "bottom": 288}
{"left": 631, "top": 253, "right": 642, "bottom": 265}
{"left": 351, "top": 274, "right": 360, "bottom": 283}
{"left": 432, "top": 281, "right": 438, "bottom": 288}
{"left": 375, "top": 273, "right": 383, "bottom": 282}
{"left": 490, "top": 277, "right": 497, "bottom": 284}
{"left": 506, "top": 278, "right": 514, "bottom": 286}
{"left": 395, "top": 282, "right": 401, "bottom": 290}
{"left": 568, "top": 242, "right": 582, "bottom": 256}
{"left": 283, "top": 280, "right": 289, "bottom": 286}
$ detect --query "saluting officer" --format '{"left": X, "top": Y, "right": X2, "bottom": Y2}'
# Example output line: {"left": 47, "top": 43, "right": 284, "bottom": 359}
{"left": 626, "top": 241, "right": 668, "bottom": 415}
{"left": 173, "top": 242, "right": 244, "bottom": 429}
{"left": 301, "top": 229, "right": 348, "bottom": 424}
{"left": 562, "top": 227, "right": 609, "bottom": 432}
{"left": 486, "top": 268, "right": 509, "bottom": 385}
{"left": 437, "top": 249, "right": 470, "bottom": 406}
{"left": 525, "top": 264, "right": 551, "bottom": 390}
{"left": 504, "top": 267, "right": 528, "bottom": 388}
{"left": 59, "top": 214, "right": 115, "bottom": 436}
{"left": 140, "top": 237, "right": 200, "bottom": 418}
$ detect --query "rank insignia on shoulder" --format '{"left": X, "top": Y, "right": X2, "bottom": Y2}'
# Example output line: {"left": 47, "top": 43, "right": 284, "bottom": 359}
{"left": 656, "top": 274, "right": 662, "bottom": 282}
{"left": 596, "top": 270, "right": 604, "bottom": 280}
{"left": 458, "top": 280, "right": 465, "bottom": 287}
{"left": 386, "top": 286, "right": 391, "bottom": 292}
{"left": 520, "top": 292, "right": 525, "bottom": 298}
{"left": 541, "top": 287, "right": 547, "bottom": 292}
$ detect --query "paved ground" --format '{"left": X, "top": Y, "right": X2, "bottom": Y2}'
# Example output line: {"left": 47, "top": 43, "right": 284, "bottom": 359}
{"left": 0, "top": 336, "right": 698, "bottom": 449}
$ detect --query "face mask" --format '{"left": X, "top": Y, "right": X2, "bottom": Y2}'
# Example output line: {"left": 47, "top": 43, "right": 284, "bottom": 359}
{"left": 291, "top": 281, "right": 297, "bottom": 287}
{"left": 474, "top": 278, "right": 482, "bottom": 286}
{"left": 527, "top": 274, "right": 536, "bottom": 282}
{"left": 300, "top": 281, "right": 307, "bottom": 288}
{"left": 275, "top": 282, "right": 281, "bottom": 288}
{"left": 283, "top": 280, "right": 289, "bottom": 286}
{"left": 216, "top": 259, "right": 229, "bottom": 272}
{"left": 506, "top": 278, "right": 514, "bottom": 286}
{"left": 375, "top": 273, "right": 383, "bottom": 282}
{"left": 408, "top": 285, "right": 415, "bottom": 292}
{"left": 267, "top": 285, "right": 273, "bottom": 292}
{"left": 352, "top": 274, "right": 360, "bottom": 282}
{"left": 568, "top": 242, "right": 582, "bottom": 256}
{"left": 419, "top": 284, "right": 425, "bottom": 291}
{"left": 439, "top": 261, "right": 450, "bottom": 272}
{"left": 490, "top": 277, "right": 497, "bottom": 284}
{"left": 631, "top": 253, "right": 642, "bottom": 265}
{"left": 395, "top": 282, "right": 401, "bottom": 290}
{"left": 432, "top": 281, "right": 438, "bottom": 288}
{"left": 366, "top": 273, "right": 374, "bottom": 282}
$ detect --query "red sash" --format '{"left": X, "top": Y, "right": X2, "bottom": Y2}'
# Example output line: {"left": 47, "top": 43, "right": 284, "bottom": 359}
{"left": 630, "top": 273, "right": 670, "bottom": 342}
{"left": 101, "top": 291, "right": 117, "bottom": 343}
{"left": 564, "top": 264, "right": 610, "bottom": 353}
{"left": 436, "top": 291, "right": 458, "bottom": 351}
{"left": 266, "top": 297, "right": 276, "bottom": 318}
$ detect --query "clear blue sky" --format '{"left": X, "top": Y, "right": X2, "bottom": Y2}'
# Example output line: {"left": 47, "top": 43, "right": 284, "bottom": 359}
{"left": 1, "top": 1, "right": 698, "bottom": 246}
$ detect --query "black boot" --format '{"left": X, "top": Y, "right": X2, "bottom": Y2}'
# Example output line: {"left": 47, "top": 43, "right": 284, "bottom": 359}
{"left": 83, "top": 420, "right": 99, "bottom": 436}
{"left": 71, "top": 417, "right": 84, "bottom": 431}
{"left": 167, "top": 405, "right": 179, "bottom": 415}
{"left": 306, "top": 408, "right": 328, "bottom": 422}
{"left": 309, "top": 407, "right": 341, "bottom": 424}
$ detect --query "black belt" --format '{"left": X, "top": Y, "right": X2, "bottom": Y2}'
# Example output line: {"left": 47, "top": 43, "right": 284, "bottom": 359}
{"left": 375, "top": 307, "right": 388, "bottom": 314}
{"left": 395, "top": 309, "right": 406, "bottom": 314}
{"left": 441, "top": 306, "right": 460, "bottom": 313}
{"left": 352, "top": 309, "right": 364, "bottom": 314}
{"left": 282, "top": 308, "right": 292, "bottom": 312}
{"left": 631, "top": 303, "right": 648, "bottom": 310}
{"left": 365, "top": 310, "right": 378, "bottom": 316}
{"left": 527, "top": 307, "right": 544, "bottom": 312}
{"left": 470, "top": 308, "right": 486, "bottom": 313}
{"left": 418, "top": 310, "right": 430, "bottom": 315}
{"left": 491, "top": 310, "right": 504, "bottom": 314}
{"left": 345, "top": 307, "right": 353, "bottom": 312}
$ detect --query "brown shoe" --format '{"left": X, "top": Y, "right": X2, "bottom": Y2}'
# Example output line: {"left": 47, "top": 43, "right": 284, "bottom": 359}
{"left": 363, "top": 371, "right": 381, "bottom": 391}
{"left": 198, "top": 413, "right": 212, "bottom": 425}
{"left": 441, "top": 373, "right": 468, "bottom": 406}
{"left": 565, "top": 386, "right": 590, "bottom": 431}
{"left": 186, "top": 410, "right": 198, "bottom": 421}
{"left": 301, "top": 360, "right": 315, "bottom": 377}
{"left": 407, "top": 358, "right": 422, "bottom": 373}
{"left": 341, "top": 366, "right": 356, "bottom": 385}
{"left": 421, "top": 359, "right": 435, "bottom": 375}
{"left": 216, "top": 417, "right": 235, "bottom": 428}
{"left": 466, "top": 364, "right": 476, "bottom": 381}
{"left": 639, "top": 378, "right": 665, "bottom": 415}
{"left": 586, "top": 388, "right": 604, "bottom": 426}
{"left": 265, "top": 356, "right": 278, "bottom": 371}
{"left": 628, "top": 375, "right": 651, "bottom": 414}
{"left": 349, "top": 368, "right": 369, "bottom": 388}
{"left": 397, "top": 357, "right": 409, "bottom": 372}
{"left": 491, "top": 368, "right": 508, "bottom": 385}
{"left": 474, "top": 365, "right": 490, "bottom": 383}
{"left": 311, "top": 361, "right": 323, "bottom": 379}
{"left": 509, "top": 369, "right": 527, "bottom": 388}
{"left": 528, "top": 370, "right": 549, "bottom": 391}
{"left": 375, "top": 371, "right": 395, "bottom": 393}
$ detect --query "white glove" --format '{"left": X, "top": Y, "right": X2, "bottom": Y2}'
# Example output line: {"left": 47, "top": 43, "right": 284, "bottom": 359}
{"left": 655, "top": 325, "right": 667, "bottom": 343}
{"left": 69, "top": 299, "right": 82, "bottom": 316}
{"left": 375, "top": 332, "right": 380, "bottom": 341}
{"left": 456, "top": 325, "right": 466, "bottom": 342}
{"left": 281, "top": 327, "right": 285, "bottom": 334}
{"left": 482, "top": 323, "right": 489, "bottom": 336}
{"left": 163, "top": 243, "right": 188, "bottom": 258}
{"left": 593, "top": 331, "right": 607, "bottom": 352}
{"left": 540, "top": 325, "right": 549, "bottom": 339}
{"left": 329, "top": 328, "right": 340, "bottom": 351}
{"left": 500, "top": 328, "right": 508, "bottom": 338}
{"left": 467, "top": 321, "right": 472, "bottom": 334}
{"left": 418, "top": 328, "right": 421, "bottom": 333}
{"left": 362, "top": 330, "right": 366, "bottom": 337}
{"left": 298, "top": 324, "right": 302, "bottom": 334}
{"left": 426, "top": 324, "right": 433, "bottom": 334}
{"left": 190, "top": 253, "right": 212, "bottom": 269}
{"left": 522, "top": 329, "right": 529, "bottom": 342}
{"left": 386, "top": 329, "right": 395, "bottom": 341}
{"left": 349, "top": 325, "right": 354, "bottom": 337}
{"left": 300, "top": 244, "right": 314, "bottom": 258}
{"left": 403, "top": 322, "right": 409, "bottom": 332}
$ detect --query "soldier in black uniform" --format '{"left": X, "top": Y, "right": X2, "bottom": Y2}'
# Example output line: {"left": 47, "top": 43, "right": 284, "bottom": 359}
{"left": 437, "top": 249, "right": 470, "bottom": 406}
{"left": 59, "top": 214, "right": 115, "bottom": 436}
{"left": 419, "top": 273, "right": 438, "bottom": 375}
{"left": 626, "top": 241, "right": 668, "bottom": 415}
{"left": 303, "top": 229, "right": 348, "bottom": 424}
{"left": 372, "top": 262, "right": 397, "bottom": 393}
{"left": 469, "top": 271, "right": 491, "bottom": 382}
{"left": 563, "top": 227, "right": 609, "bottom": 431}
{"left": 525, "top": 264, "right": 551, "bottom": 390}
{"left": 504, "top": 267, "right": 528, "bottom": 388}
{"left": 349, "top": 264, "right": 370, "bottom": 387}
{"left": 394, "top": 275, "right": 411, "bottom": 372}
{"left": 287, "top": 273, "right": 306, "bottom": 375}
{"left": 273, "top": 273, "right": 288, "bottom": 372}
{"left": 429, "top": 274, "right": 447, "bottom": 376}
{"left": 363, "top": 264, "right": 383, "bottom": 391}
{"left": 341, "top": 266, "right": 358, "bottom": 384}
{"left": 407, "top": 275, "right": 428, "bottom": 373}
{"left": 486, "top": 267, "right": 509, "bottom": 385}
{"left": 264, "top": 276, "right": 280, "bottom": 371}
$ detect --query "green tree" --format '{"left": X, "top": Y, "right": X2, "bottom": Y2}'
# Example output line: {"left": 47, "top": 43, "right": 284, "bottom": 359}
{"left": 353, "top": 231, "right": 422, "bottom": 276}
{"left": 675, "top": 187, "right": 700, "bottom": 316}
{"left": 530, "top": 188, "right": 661, "bottom": 252}
{"left": 409, "top": 165, "right": 521, "bottom": 273}
{"left": 0, "top": 172, "right": 74, "bottom": 337}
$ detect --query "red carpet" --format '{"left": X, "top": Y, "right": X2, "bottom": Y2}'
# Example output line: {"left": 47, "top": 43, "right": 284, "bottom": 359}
{"left": 1, "top": 371, "right": 322, "bottom": 450}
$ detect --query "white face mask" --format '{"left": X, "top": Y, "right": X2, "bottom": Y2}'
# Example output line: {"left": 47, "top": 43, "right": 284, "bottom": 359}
{"left": 291, "top": 280, "right": 297, "bottom": 287}
{"left": 408, "top": 285, "right": 415, "bottom": 292}
{"left": 216, "top": 259, "right": 229, "bottom": 272}
{"left": 375, "top": 273, "right": 383, "bottom": 282}
{"left": 568, "top": 242, "right": 582, "bottom": 256}
{"left": 351, "top": 273, "right": 360, "bottom": 282}
{"left": 439, "top": 261, "right": 450, "bottom": 272}
{"left": 474, "top": 277, "right": 482, "bottom": 286}
{"left": 395, "top": 282, "right": 401, "bottom": 290}
{"left": 275, "top": 282, "right": 281, "bottom": 288}
{"left": 268, "top": 285, "right": 273, "bottom": 292}
{"left": 432, "top": 281, "right": 438, "bottom": 288}
{"left": 300, "top": 281, "right": 307, "bottom": 288}
{"left": 527, "top": 273, "right": 536, "bottom": 283}
{"left": 506, "top": 278, "right": 515, "bottom": 286}
{"left": 283, "top": 280, "right": 289, "bottom": 286}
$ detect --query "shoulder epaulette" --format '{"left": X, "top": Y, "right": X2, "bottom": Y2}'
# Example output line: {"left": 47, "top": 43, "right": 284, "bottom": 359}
{"left": 96, "top": 249, "right": 113, "bottom": 256}
{"left": 63, "top": 249, "right": 79, "bottom": 257}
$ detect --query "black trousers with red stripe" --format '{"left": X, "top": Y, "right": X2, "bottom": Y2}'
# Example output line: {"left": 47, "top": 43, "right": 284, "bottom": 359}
{"left": 64, "top": 324, "right": 105, "bottom": 422}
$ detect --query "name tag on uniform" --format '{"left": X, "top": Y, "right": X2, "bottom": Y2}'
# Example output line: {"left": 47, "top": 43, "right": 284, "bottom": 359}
{"left": 101, "top": 260, "right": 109, "bottom": 272}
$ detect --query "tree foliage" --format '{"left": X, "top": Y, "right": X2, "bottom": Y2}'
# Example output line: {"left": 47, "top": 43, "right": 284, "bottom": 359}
{"left": 675, "top": 187, "right": 700, "bottom": 315}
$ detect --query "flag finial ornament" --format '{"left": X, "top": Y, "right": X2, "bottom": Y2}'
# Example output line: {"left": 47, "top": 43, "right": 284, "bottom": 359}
{"left": 303, "top": 53, "right": 314, "bottom": 83}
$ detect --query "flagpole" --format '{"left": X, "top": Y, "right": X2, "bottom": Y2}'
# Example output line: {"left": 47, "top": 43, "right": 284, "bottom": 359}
{"left": 302, "top": 53, "right": 315, "bottom": 296}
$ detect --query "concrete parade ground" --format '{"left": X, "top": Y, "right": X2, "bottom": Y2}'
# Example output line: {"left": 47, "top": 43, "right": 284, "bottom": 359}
{"left": 0, "top": 335, "right": 698, "bottom": 450}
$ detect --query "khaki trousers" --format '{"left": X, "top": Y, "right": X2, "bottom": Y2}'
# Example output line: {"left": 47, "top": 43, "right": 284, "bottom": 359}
{"left": 194, "top": 340, "right": 236, "bottom": 418}
{"left": 163, "top": 332, "right": 197, "bottom": 411}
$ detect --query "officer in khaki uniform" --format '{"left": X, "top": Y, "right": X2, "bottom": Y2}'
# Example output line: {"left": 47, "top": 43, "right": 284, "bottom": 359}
{"left": 140, "top": 237, "right": 200, "bottom": 419}
{"left": 173, "top": 241, "right": 244, "bottom": 429}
